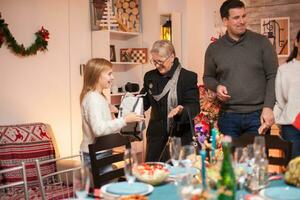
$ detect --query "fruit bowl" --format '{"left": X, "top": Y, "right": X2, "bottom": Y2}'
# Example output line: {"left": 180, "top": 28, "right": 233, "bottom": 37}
{"left": 133, "top": 162, "right": 170, "bottom": 185}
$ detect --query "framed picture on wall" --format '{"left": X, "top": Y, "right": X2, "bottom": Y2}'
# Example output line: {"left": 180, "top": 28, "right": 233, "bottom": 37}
{"left": 120, "top": 48, "right": 147, "bottom": 64}
{"left": 110, "top": 45, "right": 116, "bottom": 62}
{"left": 261, "top": 17, "right": 290, "bottom": 57}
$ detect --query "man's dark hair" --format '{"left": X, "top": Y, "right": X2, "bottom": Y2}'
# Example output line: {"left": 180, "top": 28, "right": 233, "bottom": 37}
{"left": 220, "top": 0, "right": 245, "bottom": 19}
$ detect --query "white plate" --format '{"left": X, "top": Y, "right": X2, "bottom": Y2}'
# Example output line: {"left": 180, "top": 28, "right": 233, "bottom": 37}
{"left": 101, "top": 181, "right": 154, "bottom": 198}
{"left": 259, "top": 186, "right": 300, "bottom": 200}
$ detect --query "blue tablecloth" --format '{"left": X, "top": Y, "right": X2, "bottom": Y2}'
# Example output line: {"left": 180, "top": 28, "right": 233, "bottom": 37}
{"left": 148, "top": 178, "right": 300, "bottom": 200}
{"left": 149, "top": 183, "right": 180, "bottom": 200}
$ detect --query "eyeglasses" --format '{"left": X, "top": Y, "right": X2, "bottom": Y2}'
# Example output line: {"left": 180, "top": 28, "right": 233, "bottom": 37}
{"left": 150, "top": 54, "right": 172, "bottom": 67}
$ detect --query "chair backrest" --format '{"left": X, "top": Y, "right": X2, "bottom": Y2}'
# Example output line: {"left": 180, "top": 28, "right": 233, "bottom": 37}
{"left": 88, "top": 133, "right": 131, "bottom": 188}
{"left": 35, "top": 154, "right": 82, "bottom": 200}
{"left": 265, "top": 134, "right": 292, "bottom": 167}
{"left": 232, "top": 133, "right": 292, "bottom": 168}
{"left": 0, "top": 162, "right": 29, "bottom": 200}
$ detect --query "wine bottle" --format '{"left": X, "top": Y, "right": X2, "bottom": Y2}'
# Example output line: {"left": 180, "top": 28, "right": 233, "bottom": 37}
{"left": 217, "top": 136, "right": 236, "bottom": 200}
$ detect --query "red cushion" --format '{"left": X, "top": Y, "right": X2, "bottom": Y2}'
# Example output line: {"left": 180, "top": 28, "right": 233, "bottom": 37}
{"left": 0, "top": 123, "right": 57, "bottom": 187}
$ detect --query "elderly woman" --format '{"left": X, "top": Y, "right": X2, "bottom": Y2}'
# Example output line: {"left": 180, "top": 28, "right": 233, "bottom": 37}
{"left": 141, "top": 40, "right": 200, "bottom": 162}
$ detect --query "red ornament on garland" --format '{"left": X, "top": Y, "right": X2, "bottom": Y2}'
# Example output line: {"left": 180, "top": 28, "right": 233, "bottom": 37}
{"left": 38, "top": 26, "right": 49, "bottom": 40}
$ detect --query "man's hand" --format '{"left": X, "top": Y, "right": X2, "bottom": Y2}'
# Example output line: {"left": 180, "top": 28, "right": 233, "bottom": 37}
{"left": 259, "top": 107, "right": 275, "bottom": 134}
{"left": 258, "top": 123, "right": 269, "bottom": 135}
{"left": 168, "top": 105, "right": 184, "bottom": 118}
{"left": 216, "top": 85, "right": 231, "bottom": 102}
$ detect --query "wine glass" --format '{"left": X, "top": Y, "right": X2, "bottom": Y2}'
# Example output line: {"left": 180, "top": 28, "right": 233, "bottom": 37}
{"left": 124, "top": 148, "right": 138, "bottom": 184}
{"left": 169, "top": 137, "right": 182, "bottom": 167}
{"left": 73, "top": 166, "right": 90, "bottom": 199}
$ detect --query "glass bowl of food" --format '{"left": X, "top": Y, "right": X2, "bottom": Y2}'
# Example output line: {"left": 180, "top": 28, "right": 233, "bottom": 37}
{"left": 133, "top": 162, "right": 170, "bottom": 185}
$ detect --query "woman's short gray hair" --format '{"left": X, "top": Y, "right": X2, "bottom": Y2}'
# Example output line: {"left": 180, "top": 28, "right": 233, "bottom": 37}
{"left": 150, "top": 40, "right": 176, "bottom": 58}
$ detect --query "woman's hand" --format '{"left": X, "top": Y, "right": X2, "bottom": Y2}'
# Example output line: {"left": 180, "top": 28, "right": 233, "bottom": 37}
{"left": 124, "top": 112, "right": 145, "bottom": 123}
{"left": 168, "top": 105, "right": 184, "bottom": 118}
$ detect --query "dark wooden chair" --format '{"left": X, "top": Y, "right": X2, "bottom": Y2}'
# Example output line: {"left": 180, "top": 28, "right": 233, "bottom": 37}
{"left": 265, "top": 134, "right": 292, "bottom": 168}
{"left": 232, "top": 133, "right": 292, "bottom": 169}
{"left": 88, "top": 133, "right": 131, "bottom": 188}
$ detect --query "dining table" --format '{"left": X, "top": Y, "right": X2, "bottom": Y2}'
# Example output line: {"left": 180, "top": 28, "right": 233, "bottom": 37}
{"left": 147, "top": 175, "right": 300, "bottom": 200}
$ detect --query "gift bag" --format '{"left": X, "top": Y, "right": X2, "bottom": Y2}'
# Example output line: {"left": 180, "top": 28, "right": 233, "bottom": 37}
{"left": 118, "top": 93, "right": 145, "bottom": 140}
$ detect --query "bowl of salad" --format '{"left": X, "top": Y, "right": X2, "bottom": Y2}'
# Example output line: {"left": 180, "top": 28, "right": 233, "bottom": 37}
{"left": 133, "top": 162, "right": 170, "bottom": 185}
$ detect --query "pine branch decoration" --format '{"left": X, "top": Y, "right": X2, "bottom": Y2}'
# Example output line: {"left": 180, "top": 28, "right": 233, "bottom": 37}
{"left": 0, "top": 13, "right": 49, "bottom": 56}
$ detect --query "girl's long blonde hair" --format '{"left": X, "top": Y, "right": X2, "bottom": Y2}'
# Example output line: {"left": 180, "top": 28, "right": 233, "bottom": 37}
{"left": 80, "top": 58, "right": 112, "bottom": 104}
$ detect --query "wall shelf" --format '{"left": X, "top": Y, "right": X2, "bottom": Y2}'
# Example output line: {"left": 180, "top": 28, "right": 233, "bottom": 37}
{"left": 112, "top": 61, "right": 141, "bottom": 65}
{"left": 92, "top": 30, "right": 143, "bottom": 104}
{"left": 110, "top": 92, "right": 139, "bottom": 97}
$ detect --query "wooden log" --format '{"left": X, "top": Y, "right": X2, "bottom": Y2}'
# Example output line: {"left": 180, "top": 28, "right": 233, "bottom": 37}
{"left": 117, "top": 8, "right": 124, "bottom": 14}
{"left": 123, "top": 2, "right": 129, "bottom": 9}
{"left": 129, "top": 1, "right": 136, "bottom": 8}
{"left": 135, "top": 19, "right": 140, "bottom": 25}
{"left": 115, "top": 2, "right": 122, "bottom": 8}
{"left": 129, "top": 14, "right": 136, "bottom": 22}
{"left": 132, "top": 7, "right": 138, "bottom": 15}
{"left": 128, "top": 21, "right": 134, "bottom": 29}
{"left": 116, "top": 18, "right": 128, "bottom": 32}
{"left": 122, "top": 12, "right": 129, "bottom": 20}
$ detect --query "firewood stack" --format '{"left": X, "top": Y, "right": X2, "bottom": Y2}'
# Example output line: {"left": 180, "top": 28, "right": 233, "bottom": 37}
{"left": 114, "top": 0, "right": 140, "bottom": 32}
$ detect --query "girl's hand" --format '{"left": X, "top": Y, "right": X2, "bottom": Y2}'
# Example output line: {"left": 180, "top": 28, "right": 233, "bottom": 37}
{"left": 124, "top": 112, "right": 145, "bottom": 123}
{"left": 109, "top": 104, "right": 119, "bottom": 113}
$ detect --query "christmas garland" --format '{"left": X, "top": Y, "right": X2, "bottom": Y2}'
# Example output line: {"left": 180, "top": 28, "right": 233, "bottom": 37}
{"left": 0, "top": 13, "right": 49, "bottom": 56}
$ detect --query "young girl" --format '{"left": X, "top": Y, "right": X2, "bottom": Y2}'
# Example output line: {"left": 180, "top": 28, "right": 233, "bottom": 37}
{"left": 79, "top": 58, "right": 144, "bottom": 168}
{"left": 274, "top": 30, "right": 300, "bottom": 158}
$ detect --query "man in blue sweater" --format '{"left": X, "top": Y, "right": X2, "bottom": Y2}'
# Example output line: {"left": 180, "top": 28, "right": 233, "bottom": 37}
{"left": 203, "top": 0, "right": 278, "bottom": 138}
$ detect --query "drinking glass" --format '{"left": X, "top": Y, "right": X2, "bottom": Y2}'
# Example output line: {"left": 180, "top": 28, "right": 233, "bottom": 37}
{"left": 169, "top": 137, "right": 182, "bottom": 167}
{"left": 233, "top": 147, "right": 248, "bottom": 200}
{"left": 124, "top": 148, "right": 138, "bottom": 184}
{"left": 253, "top": 136, "right": 266, "bottom": 156}
{"left": 73, "top": 166, "right": 90, "bottom": 199}
{"left": 179, "top": 145, "right": 196, "bottom": 168}
{"left": 176, "top": 173, "right": 194, "bottom": 200}
{"left": 234, "top": 147, "right": 248, "bottom": 163}
{"left": 246, "top": 144, "right": 255, "bottom": 166}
